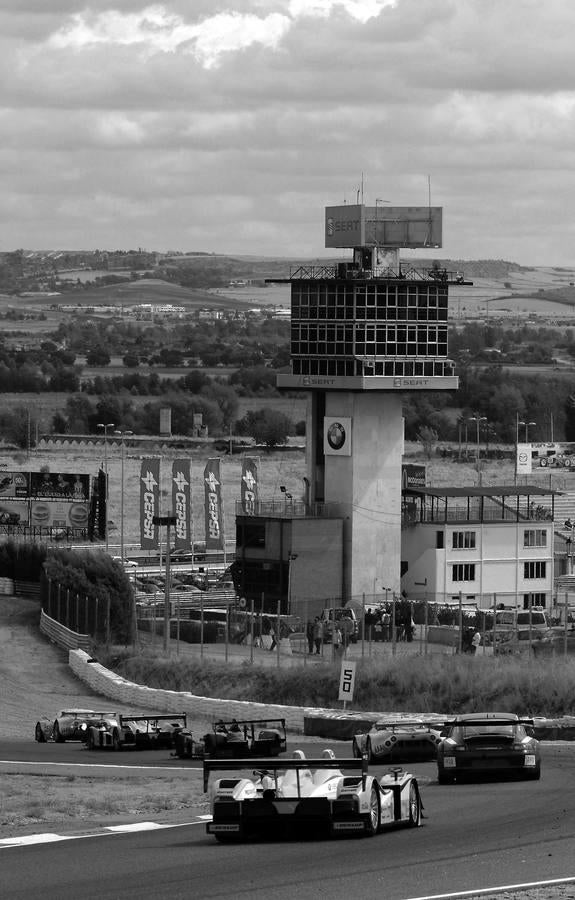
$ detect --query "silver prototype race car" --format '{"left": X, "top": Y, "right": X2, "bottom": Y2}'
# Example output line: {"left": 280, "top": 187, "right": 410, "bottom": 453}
{"left": 352, "top": 719, "right": 444, "bottom": 763}
{"left": 204, "top": 748, "right": 423, "bottom": 841}
{"left": 35, "top": 709, "right": 117, "bottom": 743}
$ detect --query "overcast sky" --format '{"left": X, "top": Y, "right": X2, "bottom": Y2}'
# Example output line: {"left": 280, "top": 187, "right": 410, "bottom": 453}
{"left": 3, "top": 0, "right": 575, "bottom": 265}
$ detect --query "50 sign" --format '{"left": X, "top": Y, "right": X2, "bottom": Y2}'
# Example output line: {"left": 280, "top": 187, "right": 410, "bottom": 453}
{"left": 338, "top": 661, "right": 357, "bottom": 705}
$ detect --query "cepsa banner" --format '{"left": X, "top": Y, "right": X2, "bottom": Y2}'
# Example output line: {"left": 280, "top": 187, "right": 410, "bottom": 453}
{"left": 204, "top": 458, "right": 224, "bottom": 551}
{"left": 241, "top": 457, "right": 258, "bottom": 515}
{"left": 140, "top": 459, "right": 160, "bottom": 550}
{"left": 172, "top": 459, "right": 191, "bottom": 550}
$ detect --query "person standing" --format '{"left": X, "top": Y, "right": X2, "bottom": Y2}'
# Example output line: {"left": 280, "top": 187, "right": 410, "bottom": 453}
{"left": 333, "top": 624, "right": 343, "bottom": 656}
{"left": 471, "top": 629, "right": 482, "bottom": 655}
{"left": 306, "top": 620, "right": 314, "bottom": 654}
{"left": 312, "top": 617, "right": 323, "bottom": 654}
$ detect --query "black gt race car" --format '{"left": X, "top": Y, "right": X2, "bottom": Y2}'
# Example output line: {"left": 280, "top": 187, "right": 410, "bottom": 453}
{"left": 84, "top": 713, "right": 187, "bottom": 750}
{"left": 35, "top": 709, "right": 117, "bottom": 743}
{"left": 174, "top": 718, "right": 287, "bottom": 760}
{"left": 352, "top": 719, "right": 444, "bottom": 763}
{"left": 437, "top": 712, "right": 541, "bottom": 783}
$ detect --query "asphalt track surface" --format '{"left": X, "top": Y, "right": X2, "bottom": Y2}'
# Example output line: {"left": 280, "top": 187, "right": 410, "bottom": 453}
{"left": 1, "top": 741, "right": 575, "bottom": 900}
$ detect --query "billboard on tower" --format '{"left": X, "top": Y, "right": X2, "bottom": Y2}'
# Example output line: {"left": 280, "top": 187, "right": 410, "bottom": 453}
{"left": 325, "top": 205, "right": 442, "bottom": 249}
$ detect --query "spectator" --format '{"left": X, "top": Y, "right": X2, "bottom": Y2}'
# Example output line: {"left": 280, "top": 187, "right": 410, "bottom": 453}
{"left": 341, "top": 616, "right": 354, "bottom": 650}
{"left": 471, "top": 629, "right": 482, "bottom": 655}
{"left": 312, "top": 617, "right": 323, "bottom": 654}
{"left": 381, "top": 609, "right": 391, "bottom": 642}
{"left": 306, "top": 620, "right": 314, "bottom": 655}
{"left": 333, "top": 624, "right": 343, "bottom": 656}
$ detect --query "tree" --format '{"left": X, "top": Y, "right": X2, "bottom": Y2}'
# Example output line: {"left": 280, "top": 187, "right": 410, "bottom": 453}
{"left": 417, "top": 425, "right": 439, "bottom": 460}
{"left": 236, "top": 408, "right": 293, "bottom": 448}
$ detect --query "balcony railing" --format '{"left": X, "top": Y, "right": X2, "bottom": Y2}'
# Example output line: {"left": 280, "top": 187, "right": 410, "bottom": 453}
{"left": 235, "top": 500, "right": 341, "bottom": 519}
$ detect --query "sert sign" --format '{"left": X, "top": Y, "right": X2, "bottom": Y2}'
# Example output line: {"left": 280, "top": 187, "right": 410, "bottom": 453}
{"left": 325, "top": 204, "right": 442, "bottom": 249}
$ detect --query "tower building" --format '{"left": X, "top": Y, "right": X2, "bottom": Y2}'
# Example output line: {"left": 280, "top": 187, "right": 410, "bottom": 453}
{"left": 234, "top": 201, "right": 466, "bottom": 613}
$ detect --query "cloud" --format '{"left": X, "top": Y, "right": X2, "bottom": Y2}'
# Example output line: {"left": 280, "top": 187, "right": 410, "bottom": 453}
{"left": 2, "top": 0, "right": 575, "bottom": 264}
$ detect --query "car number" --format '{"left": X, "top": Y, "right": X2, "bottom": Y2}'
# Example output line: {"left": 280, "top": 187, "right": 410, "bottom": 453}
{"left": 524, "top": 755, "right": 536, "bottom": 766}
{"left": 443, "top": 758, "right": 456, "bottom": 768}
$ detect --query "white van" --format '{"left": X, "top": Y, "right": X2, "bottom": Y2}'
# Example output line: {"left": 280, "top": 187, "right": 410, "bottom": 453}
{"left": 495, "top": 607, "right": 549, "bottom": 636}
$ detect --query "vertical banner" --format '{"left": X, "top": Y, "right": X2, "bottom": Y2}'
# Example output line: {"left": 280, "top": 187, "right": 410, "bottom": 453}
{"left": 516, "top": 443, "right": 532, "bottom": 476}
{"left": 204, "top": 458, "right": 224, "bottom": 551}
{"left": 172, "top": 459, "right": 191, "bottom": 550}
{"left": 241, "top": 457, "right": 259, "bottom": 515}
{"left": 140, "top": 458, "right": 160, "bottom": 550}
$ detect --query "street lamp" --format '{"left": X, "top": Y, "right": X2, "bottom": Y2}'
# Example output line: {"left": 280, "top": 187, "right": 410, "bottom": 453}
{"left": 114, "top": 430, "right": 133, "bottom": 561}
{"left": 519, "top": 420, "right": 536, "bottom": 442}
{"left": 565, "top": 519, "right": 574, "bottom": 575}
{"left": 97, "top": 422, "right": 114, "bottom": 551}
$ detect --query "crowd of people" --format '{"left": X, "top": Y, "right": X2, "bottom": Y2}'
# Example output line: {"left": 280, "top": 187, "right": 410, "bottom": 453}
{"left": 364, "top": 604, "right": 416, "bottom": 642}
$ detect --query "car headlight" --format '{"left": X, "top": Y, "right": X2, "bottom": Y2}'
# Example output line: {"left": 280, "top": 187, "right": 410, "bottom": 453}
{"left": 80, "top": 723, "right": 87, "bottom": 731}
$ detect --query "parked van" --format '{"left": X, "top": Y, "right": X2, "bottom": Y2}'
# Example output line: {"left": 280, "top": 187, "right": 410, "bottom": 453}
{"left": 495, "top": 607, "right": 549, "bottom": 636}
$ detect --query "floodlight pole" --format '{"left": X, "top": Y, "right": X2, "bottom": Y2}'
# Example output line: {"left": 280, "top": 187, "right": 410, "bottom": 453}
{"left": 153, "top": 514, "right": 177, "bottom": 654}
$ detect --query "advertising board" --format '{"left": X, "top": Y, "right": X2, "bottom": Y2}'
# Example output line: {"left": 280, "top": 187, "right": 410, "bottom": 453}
{"left": 325, "top": 204, "right": 442, "bottom": 249}
{"left": 0, "top": 500, "right": 30, "bottom": 526}
{"left": 0, "top": 472, "right": 29, "bottom": 498}
{"left": 30, "top": 500, "right": 89, "bottom": 529}
{"left": 30, "top": 472, "right": 90, "bottom": 499}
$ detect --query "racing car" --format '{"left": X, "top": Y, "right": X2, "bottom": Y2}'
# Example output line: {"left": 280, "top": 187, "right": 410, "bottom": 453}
{"left": 352, "top": 719, "right": 444, "bottom": 763}
{"left": 34, "top": 709, "right": 117, "bottom": 743}
{"left": 84, "top": 713, "right": 187, "bottom": 751}
{"left": 174, "top": 718, "right": 287, "bottom": 760}
{"left": 204, "top": 748, "right": 423, "bottom": 841}
{"left": 437, "top": 713, "right": 541, "bottom": 783}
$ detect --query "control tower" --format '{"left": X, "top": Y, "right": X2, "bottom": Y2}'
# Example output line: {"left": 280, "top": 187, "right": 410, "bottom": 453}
{"left": 275, "top": 202, "right": 463, "bottom": 599}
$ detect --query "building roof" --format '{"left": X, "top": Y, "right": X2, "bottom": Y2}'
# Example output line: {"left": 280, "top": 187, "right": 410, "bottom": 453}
{"left": 405, "top": 485, "right": 554, "bottom": 498}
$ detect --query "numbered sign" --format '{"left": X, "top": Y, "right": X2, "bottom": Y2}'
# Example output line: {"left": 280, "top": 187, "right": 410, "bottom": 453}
{"left": 338, "top": 660, "right": 357, "bottom": 703}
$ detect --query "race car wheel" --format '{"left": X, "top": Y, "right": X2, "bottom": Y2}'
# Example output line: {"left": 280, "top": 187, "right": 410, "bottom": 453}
{"left": 112, "top": 730, "right": 121, "bottom": 751}
{"left": 53, "top": 721, "right": 65, "bottom": 743}
{"left": 407, "top": 782, "right": 422, "bottom": 827}
{"left": 365, "top": 785, "right": 381, "bottom": 836}
{"left": 366, "top": 738, "right": 374, "bottom": 763}
{"left": 35, "top": 723, "right": 46, "bottom": 743}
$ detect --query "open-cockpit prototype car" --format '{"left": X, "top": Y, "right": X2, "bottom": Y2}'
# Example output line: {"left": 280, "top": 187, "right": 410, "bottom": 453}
{"left": 437, "top": 713, "right": 541, "bottom": 783}
{"left": 204, "top": 748, "right": 423, "bottom": 841}
{"left": 352, "top": 719, "right": 444, "bottom": 763}
{"left": 35, "top": 709, "right": 117, "bottom": 743}
{"left": 174, "top": 718, "right": 287, "bottom": 760}
{"left": 84, "top": 713, "right": 187, "bottom": 751}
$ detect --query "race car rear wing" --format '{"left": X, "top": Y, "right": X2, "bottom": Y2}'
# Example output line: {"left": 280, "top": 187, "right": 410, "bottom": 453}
{"left": 211, "top": 718, "right": 286, "bottom": 732}
{"left": 371, "top": 720, "right": 444, "bottom": 731}
{"left": 440, "top": 717, "right": 535, "bottom": 730}
{"left": 119, "top": 713, "right": 187, "bottom": 727}
{"left": 203, "top": 755, "right": 368, "bottom": 793}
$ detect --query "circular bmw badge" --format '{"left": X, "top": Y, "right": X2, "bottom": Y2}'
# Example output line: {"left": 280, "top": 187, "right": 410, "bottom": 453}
{"left": 327, "top": 421, "right": 346, "bottom": 450}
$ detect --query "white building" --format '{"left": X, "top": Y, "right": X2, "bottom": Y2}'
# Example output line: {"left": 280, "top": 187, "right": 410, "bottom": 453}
{"left": 401, "top": 485, "right": 555, "bottom": 611}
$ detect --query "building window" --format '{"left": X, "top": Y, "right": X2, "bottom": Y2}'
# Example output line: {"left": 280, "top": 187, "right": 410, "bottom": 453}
{"left": 436, "top": 531, "right": 444, "bottom": 549}
{"left": 524, "top": 561, "right": 546, "bottom": 579}
{"left": 452, "top": 531, "right": 476, "bottom": 550}
{"left": 523, "top": 529, "right": 547, "bottom": 548}
{"left": 523, "top": 593, "right": 547, "bottom": 609}
{"left": 452, "top": 563, "right": 476, "bottom": 582}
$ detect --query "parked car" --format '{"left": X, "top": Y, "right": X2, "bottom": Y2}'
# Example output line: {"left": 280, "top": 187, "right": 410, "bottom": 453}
{"left": 85, "top": 713, "right": 187, "bottom": 751}
{"left": 35, "top": 709, "right": 116, "bottom": 743}
{"left": 353, "top": 719, "right": 444, "bottom": 763}
{"left": 204, "top": 748, "right": 423, "bottom": 841}
{"left": 437, "top": 713, "right": 541, "bottom": 783}
{"left": 174, "top": 718, "right": 287, "bottom": 760}
{"left": 320, "top": 607, "right": 359, "bottom": 644}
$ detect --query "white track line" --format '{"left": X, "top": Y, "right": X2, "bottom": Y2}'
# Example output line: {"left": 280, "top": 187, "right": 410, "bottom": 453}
{"left": 0, "top": 817, "right": 209, "bottom": 848}
{"left": 0, "top": 760, "right": 202, "bottom": 772}
{"left": 405, "top": 874, "right": 575, "bottom": 900}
